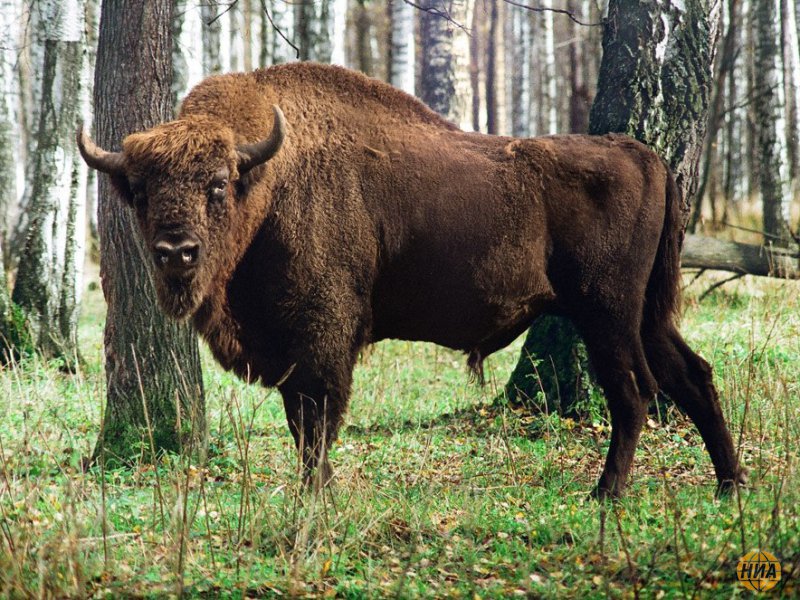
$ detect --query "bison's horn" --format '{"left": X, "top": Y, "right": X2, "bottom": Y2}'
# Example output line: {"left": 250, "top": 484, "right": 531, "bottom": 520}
{"left": 236, "top": 105, "right": 286, "bottom": 174}
{"left": 76, "top": 125, "right": 126, "bottom": 175}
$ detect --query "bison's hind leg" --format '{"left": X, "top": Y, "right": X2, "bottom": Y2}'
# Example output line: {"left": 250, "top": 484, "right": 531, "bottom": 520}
{"left": 641, "top": 323, "right": 745, "bottom": 495}
{"left": 577, "top": 318, "right": 660, "bottom": 499}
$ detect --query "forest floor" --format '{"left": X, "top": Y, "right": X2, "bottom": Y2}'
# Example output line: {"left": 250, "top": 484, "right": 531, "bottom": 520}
{"left": 0, "top": 266, "right": 798, "bottom": 598}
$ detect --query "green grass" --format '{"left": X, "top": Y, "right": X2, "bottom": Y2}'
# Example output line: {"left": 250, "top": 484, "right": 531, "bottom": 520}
{"left": 0, "top": 269, "right": 798, "bottom": 598}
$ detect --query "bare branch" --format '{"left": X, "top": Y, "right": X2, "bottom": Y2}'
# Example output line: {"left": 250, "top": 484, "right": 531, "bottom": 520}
{"left": 203, "top": 1, "right": 238, "bottom": 26}
{"left": 402, "top": 0, "right": 472, "bottom": 36}
{"left": 501, "top": 0, "right": 603, "bottom": 27}
{"left": 261, "top": 1, "right": 300, "bottom": 59}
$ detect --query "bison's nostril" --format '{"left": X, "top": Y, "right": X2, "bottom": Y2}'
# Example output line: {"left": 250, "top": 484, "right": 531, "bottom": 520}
{"left": 153, "top": 237, "right": 200, "bottom": 273}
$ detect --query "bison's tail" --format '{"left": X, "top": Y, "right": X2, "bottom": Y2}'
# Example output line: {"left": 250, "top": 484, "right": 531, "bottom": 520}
{"left": 644, "top": 164, "right": 683, "bottom": 329}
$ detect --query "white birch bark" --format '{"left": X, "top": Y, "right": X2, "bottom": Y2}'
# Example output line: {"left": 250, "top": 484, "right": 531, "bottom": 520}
{"left": 331, "top": 0, "right": 347, "bottom": 66}
{"left": 229, "top": 0, "right": 242, "bottom": 71}
{"left": 510, "top": 5, "right": 531, "bottom": 137}
{"left": 12, "top": 0, "right": 87, "bottom": 359}
{"left": 0, "top": 0, "right": 19, "bottom": 253}
{"left": 755, "top": 0, "right": 793, "bottom": 241}
{"left": 452, "top": 0, "right": 473, "bottom": 130}
{"left": 542, "top": 0, "right": 558, "bottom": 134}
{"left": 172, "top": 0, "right": 189, "bottom": 108}
{"left": 782, "top": 0, "right": 800, "bottom": 181}
{"left": 419, "top": 0, "right": 473, "bottom": 129}
{"left": 389, "top": 0, "right": 415, "bottom": 93}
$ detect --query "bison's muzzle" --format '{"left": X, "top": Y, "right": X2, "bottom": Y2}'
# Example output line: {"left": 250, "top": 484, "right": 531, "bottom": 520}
{"left": 152, "top": 231, "right": 202, "bottom": 277}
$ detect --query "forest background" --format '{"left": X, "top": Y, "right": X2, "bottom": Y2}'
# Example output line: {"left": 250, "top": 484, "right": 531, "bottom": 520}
{"left": 0, "top": 0, "right": 798, "bottom": 597}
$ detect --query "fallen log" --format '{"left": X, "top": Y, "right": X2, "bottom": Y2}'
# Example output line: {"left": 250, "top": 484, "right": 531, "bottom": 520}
{"left": 681, "top": 234, "right": 800, "bottom": 279}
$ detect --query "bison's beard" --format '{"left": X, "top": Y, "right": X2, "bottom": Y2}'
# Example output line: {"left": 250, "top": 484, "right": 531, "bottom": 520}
{"left": 154, "top": 274, "right": 205, "bottom": 321}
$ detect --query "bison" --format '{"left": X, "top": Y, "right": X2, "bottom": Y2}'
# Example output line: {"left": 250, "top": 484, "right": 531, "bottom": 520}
{"left": 78, "top": 62, "right": 745, "bottom": 498}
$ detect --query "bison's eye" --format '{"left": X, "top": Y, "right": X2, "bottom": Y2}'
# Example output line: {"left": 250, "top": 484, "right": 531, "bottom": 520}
{"left": 131, "top": 184, "right": 147, "bottom": 207}
{"left": 208, "top": 178, "right": 228, "bottom": 202}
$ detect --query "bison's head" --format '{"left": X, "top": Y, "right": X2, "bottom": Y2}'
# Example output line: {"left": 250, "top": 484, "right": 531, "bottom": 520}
{"left": 77, "top": 107, "right": 285, "bottom": 320}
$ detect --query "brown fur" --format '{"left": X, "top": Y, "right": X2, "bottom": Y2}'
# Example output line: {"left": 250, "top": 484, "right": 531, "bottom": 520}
{"left": 94, "top": 63, "right": 744, "bottom": 496}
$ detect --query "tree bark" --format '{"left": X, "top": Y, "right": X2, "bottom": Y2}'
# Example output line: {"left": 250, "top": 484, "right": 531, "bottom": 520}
{"left": 681, "top": 234, "right": 800, "bottom": 277}
{"left": 0, "top": 0, "right": 17, "bottom": 262}
{"left": 506, "top": 0, "right": 721, "bottom": 415}
{"left": 92, "top": 0, "right": 205, "bottom": 463}
{"left": 202, "top": 0, "right": 223, "bottom": 75}
{"left": 419, "top": 0, "right": 473, "bottom": 128}
{"left": 755, "top": 0, "right": 793, "bottom": 243}
{"left": 12, "top": 0, "right": 88, "bottom": 364}
{"left": 389, "top": 0, "right": 415, "bottom": 93}
{"left": 782, "top": 0, "right": 800, "bottom": 181}
{"left": 354, "top": 0, "right": 374, "bottom": 75}
{"left": 485, "top": 0, "right": 499, "bottom": 134}
{"left": 296, "top": 0, "right": 332, "bottom": 63}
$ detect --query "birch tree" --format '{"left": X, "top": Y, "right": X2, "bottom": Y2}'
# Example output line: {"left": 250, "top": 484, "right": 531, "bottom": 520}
{"left": 419, "top": 0, "right": 474, "bottom": 129}
{"left": 0, "top": 0, "right": 18, "bottom": 359}
{"left": 509, "top": 4, "right": 531, "bottom": 137}
{"left": 0, "top": 0, "right": 18, "bottom": 259}
{"left": 506, "top": 0, "right": 721, "bottom": 415}
{"left": 11, "top": 0, "right": 88, "bottom": 363}
{"left": 782, "top": 0, "right": 800, "bottom": 181}
{"left": 389, "top": 0, "right": 415, "bottom": 93}
{"left": 541, "top": 0, "right": 558, "bottom": 134}
{"left": 755, "top": 0, "right": 793, "bottom": 242}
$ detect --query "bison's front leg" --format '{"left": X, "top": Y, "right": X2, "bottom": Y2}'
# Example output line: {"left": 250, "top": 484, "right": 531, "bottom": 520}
{"left": 279, "top": 368, "right": 352, "bottom": 489}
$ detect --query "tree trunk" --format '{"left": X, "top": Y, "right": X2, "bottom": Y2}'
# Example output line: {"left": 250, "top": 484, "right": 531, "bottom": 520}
{"left": 202, "top": 0, "right": 223, "bottom": 75}
{"left": 269, "top": 0, "right": 296, "bottom": 64}
{"left": 296, "top": 0, "right": 332, "bottom": 63}
{"left": 755, "top": 0, "right": 793, "bottom": 243}
{"left": 506, "top": 0, "right": 721, "bottom": 415}
{"left": 690, "top": 0, "right": 738, "bottom": 231}
{"left": 782, "top": 0, "right": 800, "bottom": 182}
{"left": 681, "top": 234, "right": 800, "bottom": 277}
{"left": 330, "top": 0, "right": 347, "bottom": 66}
{"left": 229, "top": 0, "right": 242, "bottom": 71}
{"left": 0, "top": 0, "right": 17, "bottom": 262}
{"left": 388, "top": 0, "right": 415, "bottom": 93}
{"left": 568, "top": 0, "right": 589, "bottom": 133}
{"left": 171, "top": 0, "right": 187, "bottom": 109}
{"left": 0, "top": 8, "right": 21, "bottom": 360}
{"left": 485, "top": 0, "right": 499, "bottom": 134}
{"left": 541, "top": 0, "right": 558, "bottom": 134}
{"left": 419, "top": 0, "right": 473, "bottom": 128}
{"left": 11, "top": 0, "right": 88, "bottom": 364}
{"left": 92, "top": 0, "right": 205, "bottom": 463}
{"left": 509, "top": 5, "right": 531, "bottom": 137}
{"left": 354, "top": 0, "right": 374, "bottom": 75}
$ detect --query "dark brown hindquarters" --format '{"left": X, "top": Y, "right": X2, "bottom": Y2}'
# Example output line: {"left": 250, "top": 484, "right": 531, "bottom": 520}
{"left": 576, "top": 165, "right": 743, "bottom": 498}
{"left": 639, "top": 169, "right": 744, "bottom": 496}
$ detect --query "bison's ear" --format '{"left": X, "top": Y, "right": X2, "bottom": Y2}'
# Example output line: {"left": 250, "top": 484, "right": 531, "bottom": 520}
{"left": 236, "top": 105, "right": 286, "bottom": 175}
{"left": 76, "top": 125, "right": 126, "bottom": 176}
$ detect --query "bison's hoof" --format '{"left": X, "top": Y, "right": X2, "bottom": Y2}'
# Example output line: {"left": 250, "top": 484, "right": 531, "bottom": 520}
{"left": 590, "top": 484, "right": 624, "bottom": 502}
{"left": 715, "top": 470, "right": 749, "bottom": 499}
{"left": 303, "top": 460, "right": 335, "bottom": 493}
